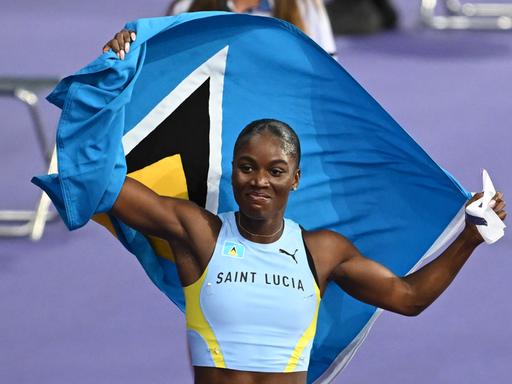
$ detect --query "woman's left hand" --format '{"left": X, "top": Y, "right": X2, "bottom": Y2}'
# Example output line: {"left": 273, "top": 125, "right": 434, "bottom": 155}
{"left": 464, "top": 191, "right": 507, "bottom": 244}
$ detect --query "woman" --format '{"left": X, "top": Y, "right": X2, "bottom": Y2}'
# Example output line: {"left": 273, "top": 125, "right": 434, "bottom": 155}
{"left": 97, "top": 25, "right": 508, "bottom": 382}
{"left": 106, "top": 90, "right": 505, "bottom": 384}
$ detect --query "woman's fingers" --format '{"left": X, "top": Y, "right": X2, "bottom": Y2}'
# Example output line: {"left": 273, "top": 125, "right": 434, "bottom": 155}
{"left": 466, "top": 191, "right": 507, "bottom": 223}
{"left": 102, "top": 30, "right": 136, "bottom": 60}
{"left": 117, "top": 30, "right": 132, "bottom": 52}
{"left": 108, "top": 38, "right": 123, "bottom": 59}
{"left": 120, "top": 30, "right": 136, "bottom": 55}
{"left": 115, "top": 32, "right": 127, "bottom": 59}
{"left": 490, "top": 191, "right": 506, "bottom": 221}
{"left": 466, "top": 192, "right": 484, "bottom": 207}
{"left": 491, "top": 191, "right": 503, "bottom": 202}
{"left": 493, "top": 200, "right": 505, "bottom": 211}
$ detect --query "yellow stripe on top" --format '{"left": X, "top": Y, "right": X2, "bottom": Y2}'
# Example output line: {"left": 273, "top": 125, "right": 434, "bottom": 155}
{"left": 284, "top": 283, "right": 321, "bottom": 372}
{"left": 184, "top": 266, "right": 226, "bottom": 368}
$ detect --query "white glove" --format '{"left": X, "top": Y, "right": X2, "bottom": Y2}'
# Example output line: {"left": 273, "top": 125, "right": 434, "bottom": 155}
{"left": 465, "top": 169, "right": 506, "bottom": 244}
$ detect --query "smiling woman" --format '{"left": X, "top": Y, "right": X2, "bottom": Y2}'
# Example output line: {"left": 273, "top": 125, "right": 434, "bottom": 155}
{"left": 232, "top": 119, "right": 300, "bottom": 228}
{"left": 109, "top": 116, "right": 506, "bottom": 384}
{"left": 33, "top": 13, "right": 508, "bottom": 384}
{"left": 111, "top": 119, "right": 322, "bottom": 384}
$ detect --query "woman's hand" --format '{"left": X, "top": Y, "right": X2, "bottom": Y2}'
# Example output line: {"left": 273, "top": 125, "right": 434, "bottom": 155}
{"left": 464, "top": 191, "right": 507, "bottom": 245}
{"left": 102, "top": 29, "right": 137, "bottom": 60}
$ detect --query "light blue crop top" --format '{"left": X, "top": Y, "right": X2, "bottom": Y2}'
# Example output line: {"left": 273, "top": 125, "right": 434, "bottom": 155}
{"left": 184, "top": 212, "right": 321, "bottom": 373}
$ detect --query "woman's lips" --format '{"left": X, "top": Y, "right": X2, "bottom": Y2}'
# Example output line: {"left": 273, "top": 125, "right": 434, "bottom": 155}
{"left": 247, "top": 191, "right": 271, "bottom": 203}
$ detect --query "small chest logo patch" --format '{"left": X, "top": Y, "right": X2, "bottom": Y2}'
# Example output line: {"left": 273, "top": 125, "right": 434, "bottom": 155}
{"left": 222, "top": 241, "right": 245, "bottom": 258}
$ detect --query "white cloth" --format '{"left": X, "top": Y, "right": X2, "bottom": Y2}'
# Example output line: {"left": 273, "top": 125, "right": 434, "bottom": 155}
{"left": 465, "top": 169, "right": 506, "bottom": 244}
{"left": 296, "top": 0, "right": 337, "bottom": 56}
{"left": 170, "top": 0, "right": 193, "bottom": 14}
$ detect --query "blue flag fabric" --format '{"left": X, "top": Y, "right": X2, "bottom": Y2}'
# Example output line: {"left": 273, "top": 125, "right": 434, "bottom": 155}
{"left": 33, "top": 13, "right": 470, "bottom": 383}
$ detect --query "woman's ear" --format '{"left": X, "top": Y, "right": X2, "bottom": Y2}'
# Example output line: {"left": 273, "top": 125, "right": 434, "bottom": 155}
{"left": 291, "top": 168, "right": 301, "bottom": 191}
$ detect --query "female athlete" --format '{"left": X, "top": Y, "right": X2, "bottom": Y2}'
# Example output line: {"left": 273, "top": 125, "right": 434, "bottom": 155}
{"left": 105, "top": 33, "right": 506, "bottom": 384}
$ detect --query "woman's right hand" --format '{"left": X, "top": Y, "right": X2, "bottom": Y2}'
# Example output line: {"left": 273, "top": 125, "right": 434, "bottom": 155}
{"left": 102, "top": 29, "right": 137, "bottom": 60}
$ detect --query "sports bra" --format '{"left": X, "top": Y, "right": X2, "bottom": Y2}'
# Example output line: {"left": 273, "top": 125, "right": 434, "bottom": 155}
{"left": 184, "top": 211, "right": 321, "bottom": 372}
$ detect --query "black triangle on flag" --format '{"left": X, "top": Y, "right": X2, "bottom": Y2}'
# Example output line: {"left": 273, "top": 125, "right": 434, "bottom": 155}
{"left": 122, "top": 46, "right": 229, "bottom": 214}
{"left": 126, "top": 78, "right": 211, "bottom": 208}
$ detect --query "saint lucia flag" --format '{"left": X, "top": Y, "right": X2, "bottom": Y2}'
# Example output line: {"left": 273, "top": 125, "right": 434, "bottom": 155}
{"left": 33, "top": 12, "right": 470, "bottom": 383}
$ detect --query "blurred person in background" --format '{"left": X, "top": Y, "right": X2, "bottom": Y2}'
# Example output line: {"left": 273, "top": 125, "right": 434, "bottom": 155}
{"left": 326, "top": 0, "right": 398, "bottom": 35}
{"left": 167, "top": 0, "right": 337, "bottom": 56}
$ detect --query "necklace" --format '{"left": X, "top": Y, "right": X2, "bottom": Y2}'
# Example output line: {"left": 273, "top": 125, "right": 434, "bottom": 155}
{"left": 237, "top": 213, "right": 284, "bottom": 238}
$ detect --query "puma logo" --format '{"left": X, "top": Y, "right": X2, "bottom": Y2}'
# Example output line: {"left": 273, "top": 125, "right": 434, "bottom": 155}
{"left": 279, "top": 248, "right": 298, "bottom": 264}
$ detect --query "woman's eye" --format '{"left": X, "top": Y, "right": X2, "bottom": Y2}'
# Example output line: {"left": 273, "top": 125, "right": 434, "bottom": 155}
{"left": 270, "top": 169, "right": 284, "bottom": 176}
{"left": 240, "top": 165, "right": 253, "bottom": 172}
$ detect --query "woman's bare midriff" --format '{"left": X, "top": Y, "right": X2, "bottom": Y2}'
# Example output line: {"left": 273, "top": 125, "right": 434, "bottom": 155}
{"left": 194, "top": 367, "right": 307, "bottom": 384}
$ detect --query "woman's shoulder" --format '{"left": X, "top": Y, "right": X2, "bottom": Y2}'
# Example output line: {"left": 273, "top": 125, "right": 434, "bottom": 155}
{"left": 299, "top": 227, "right": 354, "bottom": 292}
{"left": 302, "top": 227, "right": 347, "bottom": 243}
{"left": 302, "top": 228, "right": 354, "bottom": 262}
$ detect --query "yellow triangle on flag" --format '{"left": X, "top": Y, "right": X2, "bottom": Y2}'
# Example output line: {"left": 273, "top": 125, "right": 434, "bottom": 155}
{"left": 229, "top": 247, "right": 237, "bottom": 256}
{"left": 94, "top": 154, "right": 189, "bottom": 263}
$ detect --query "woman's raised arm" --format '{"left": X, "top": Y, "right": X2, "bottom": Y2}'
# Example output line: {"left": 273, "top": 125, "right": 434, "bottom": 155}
{"left": 307, "top": 192, "right": 506, "bottom": 316}
{"left": 111, "top": 176, "right": 221, "bottom": 246}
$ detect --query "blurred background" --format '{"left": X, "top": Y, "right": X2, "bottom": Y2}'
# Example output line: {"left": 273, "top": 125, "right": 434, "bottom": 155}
{"left": 1, "top": 1, "right": 511, "bottom": 383}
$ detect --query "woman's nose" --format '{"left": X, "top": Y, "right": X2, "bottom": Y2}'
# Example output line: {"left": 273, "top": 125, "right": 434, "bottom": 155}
{"left": 250, "top": 171, "right": 269, "bottom": 187}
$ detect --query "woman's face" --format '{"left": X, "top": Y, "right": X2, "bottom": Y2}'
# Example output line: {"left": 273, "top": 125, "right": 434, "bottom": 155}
{"left": 232, "top": 132, "right": 300, "bottom": 220}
